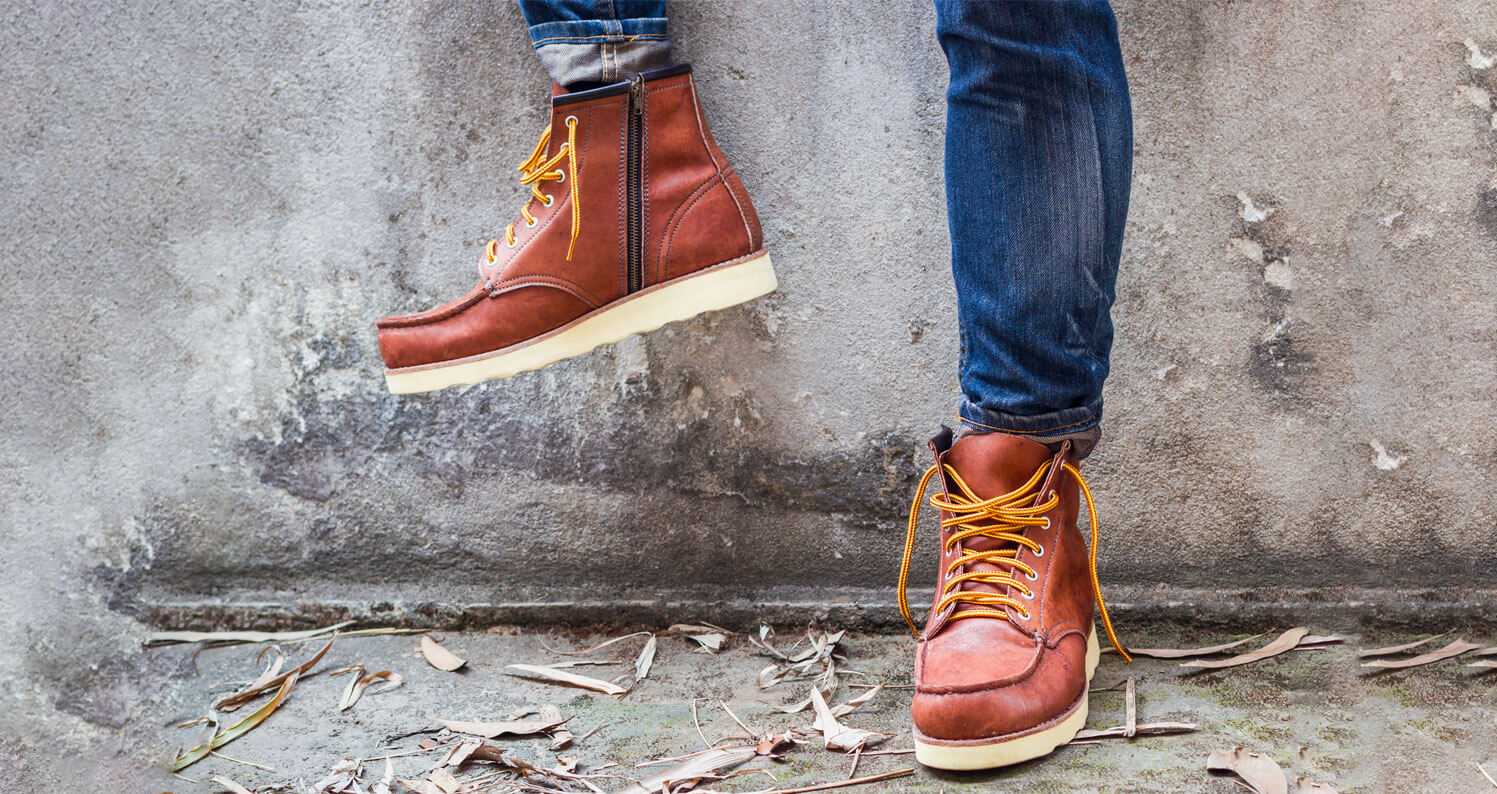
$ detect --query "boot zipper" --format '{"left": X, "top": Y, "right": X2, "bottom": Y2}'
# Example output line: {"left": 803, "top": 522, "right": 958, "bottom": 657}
{"left": 625, "top": 74, "right": 645, "bottom": 294}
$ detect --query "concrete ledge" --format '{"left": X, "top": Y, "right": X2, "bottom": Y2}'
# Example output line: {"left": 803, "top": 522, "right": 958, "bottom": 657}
{"left": 132, "top": 585, "right": 1497, "bottom": 634}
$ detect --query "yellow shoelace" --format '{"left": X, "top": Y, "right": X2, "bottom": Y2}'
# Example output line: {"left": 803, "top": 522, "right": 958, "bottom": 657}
{"left": 897, "top": 459, "right": 1130, "bottom": 661}
{"left": 486, "top": 116, "right": 581, "bottom": 265}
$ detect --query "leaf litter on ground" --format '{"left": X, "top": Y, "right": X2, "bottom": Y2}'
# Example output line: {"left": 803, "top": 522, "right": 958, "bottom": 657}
{"left": 331, "top": 664, "right": 402, "bottom": 711}
{"left": 1357, "top": 630, "right": 1455, "bottom": 657}
{"left": 1180, "top": 627, "right": 1311, "bottom": 670}
{"left": 505, "top": 663, "right": 628, "bottom": 695}
{"left": 419, "top": 635, "right": 467, "bottom": 672}
{"left": 174, "top": 672, "right": 299, "bottom": 771}
{"left": 807, "top": 686, "right": 890, "bottom": 752}
{"left": 752, "top": 626, "right": 846, "bottom": 713}
{"left": 1069, "top": 676, "right": 1198, "bottom": 744}
{"left": 216, "top": 636, "right": 336, "bottom": 711}
{"left": 1360, "top": 638, "right": 1483, "bottom": 670}
{"left": 437, "top": 714, "right": 568, "bottom": 739}
{"left": 1206, "top": 746, "right": 1289, "bottom": 794}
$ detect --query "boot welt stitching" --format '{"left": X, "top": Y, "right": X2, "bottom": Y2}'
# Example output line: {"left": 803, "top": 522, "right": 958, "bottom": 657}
{"left": 914, "top": 685, "right": 1089, "bottom": 744}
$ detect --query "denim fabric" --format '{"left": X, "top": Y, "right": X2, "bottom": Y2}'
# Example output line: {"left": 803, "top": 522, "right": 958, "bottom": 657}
{"left": 518, "top": 0, "right": 672, "bottom": 87}
{"left": 936, "top": 0, "right": 1132, "bottom": 456}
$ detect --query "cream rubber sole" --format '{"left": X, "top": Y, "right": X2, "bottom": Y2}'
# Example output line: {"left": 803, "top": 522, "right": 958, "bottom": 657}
{"left": 913, "top": 628, "right": 1101, "bottom": 771}
{"left": 384, "top": 251, "right": 776, "bottom": 394}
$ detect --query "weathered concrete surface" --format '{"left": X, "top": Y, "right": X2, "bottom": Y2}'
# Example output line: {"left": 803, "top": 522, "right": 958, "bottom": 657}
{"left": 18, "top": 623, "right": 1497, "bottom": 793}
{"left": 5, "top": 0, "right": 1497, "bottom": 789}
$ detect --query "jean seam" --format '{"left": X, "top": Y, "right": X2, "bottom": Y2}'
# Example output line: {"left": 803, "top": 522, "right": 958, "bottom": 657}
{"left": 531, "top": 32, "right": 666, "bottom": 46}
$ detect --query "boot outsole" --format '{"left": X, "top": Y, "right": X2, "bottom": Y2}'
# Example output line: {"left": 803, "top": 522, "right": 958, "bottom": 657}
{"left": 383, "top": 250, "right": 775, "bottom": 394}
{"left": 912, "top": 627, "right": 1100, "bottom": 771}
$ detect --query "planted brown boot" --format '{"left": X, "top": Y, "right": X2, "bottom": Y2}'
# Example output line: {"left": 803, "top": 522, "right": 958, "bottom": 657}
{"left": 897, "top": 427, "right": 1128, "bottom": 770}
{"left": 376, "top": 65, "right": 773, "bottom": 394}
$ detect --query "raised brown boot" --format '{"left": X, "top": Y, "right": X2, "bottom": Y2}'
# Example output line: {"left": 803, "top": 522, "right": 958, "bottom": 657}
{"left": 376, "top": 65, "right": 773, "bottom": 394}
{"left": 897, "top": 428, "right": 1128, "bottom": 770}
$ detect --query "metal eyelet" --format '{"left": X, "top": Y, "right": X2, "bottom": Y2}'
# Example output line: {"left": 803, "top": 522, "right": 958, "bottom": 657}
{"left": 1017, "top": 609, "right": 1031, "bottom": 620}
{"left": 1021, "top": 587, "right": 1035, "bottom": 600}
{"left": 506, "top": 237, "right": 517, "bottom": 248}
{"left": 540, "top": 194, "right": 554, "bottom": 207}
{"left": 1033, "top": 543, "right": 1045, "bottom": 558}
{"left": 525, "top": 217, "right": 536, "bottom": 228}
{"left": 1025, "top": 568, "right": 1039, "bottom": 581}
{"left": 1041, "top": 517, "right": 1052, "bottom": 530}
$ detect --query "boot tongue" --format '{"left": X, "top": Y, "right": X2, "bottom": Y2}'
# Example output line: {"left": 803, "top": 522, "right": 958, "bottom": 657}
{"left": 940, "top": 432, "right": 1055, "bottom": 609}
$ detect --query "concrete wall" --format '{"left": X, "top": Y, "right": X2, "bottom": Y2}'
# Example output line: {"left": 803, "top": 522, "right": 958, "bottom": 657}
{"left": 5, "top": 0, "right": 1497, "bottom": 757}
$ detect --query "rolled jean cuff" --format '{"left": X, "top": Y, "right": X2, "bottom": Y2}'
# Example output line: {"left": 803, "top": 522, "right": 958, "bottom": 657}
{"left": 527, "top": 19, "right": 672, "bottom": 87}
{"left": 957, "top": 400, "right": 1103, "bottom": 459}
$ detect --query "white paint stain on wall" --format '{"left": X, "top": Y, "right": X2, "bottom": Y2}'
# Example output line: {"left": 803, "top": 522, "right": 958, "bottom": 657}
{"left": 1369, "top": 440, "right": 1407, "bottom": 471}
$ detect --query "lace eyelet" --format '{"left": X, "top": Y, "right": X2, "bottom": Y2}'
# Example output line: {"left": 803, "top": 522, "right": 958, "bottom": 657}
{"left": 565, "top": 114, "right": 578, "bottom": 126}
{"left": 506, "top": 238, "right": 517, "bottom": 248}
{"left": 1025, "top": 569, "right": 1039, "bottom": 581}
{"left": 1017, "top": 609, "right": 1031, "bottom": 620}
{"left": 525, "top": 217, "right": 537, "bottom": 228}
{"left": 540, "top": 194, "right": 554, "bottom": 207}
{"left": 1032, "top": 543, "right": 1045, "bottom": 558}
{"left": 554, "top": 170, "right": 566, "bottom": 184}
{"left": 1021, "top": 588, "right": 1035, "bottom": 600}
{"left": 1041, "top": 517, "right": 1051, "bottom": 530}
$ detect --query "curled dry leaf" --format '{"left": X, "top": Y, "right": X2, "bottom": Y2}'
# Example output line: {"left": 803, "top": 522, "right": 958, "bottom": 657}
{"left": 808, "top": 687, "right": 890, "bottom": 752}
{"left": 427, "top": 768, "right": 461, "bottom": 793}
{"left": 504, "top": 663, "right": 627, "bottom": 695}
{"left": 145, "top": 620, "right": 355, "bottom": 647}
{"left": 830, "top": 684, "right": 882, "bottom": 719}
{"left": 540, "top": 704, "right": 574, "bottom": 750}
{"left": 1206, "top": 747, "right": 1288, "bottom": 794}
{"left": 756, "top": 730, "right": 796, "bottom": 756}
{"left": 1180, "top": 627, "right": 1310, "bottom": 669}
{"left": 443, "top": 738, "right": 483, "bottom": 767}
{"left": 420, "top": 635, "right": 467, "bottom": 672}
{"left": 175, "top": 672, "right": 299, "bottom": 771}
{"left": 1360, "top": 639, "right": 1482, "bottom": 669}
{"left": 249, "top": 645, "right": 286, "bottom": 690}
{"left": 437, "top": 716, "right": 566, "bottom": 739}
{"left": 635, "top": 635, "right": 657, "bottom": 682}
{"left": 688, "top": 633, "right": 727, "bottom": 652}
{"left": 1295, "top": 777, "right": 1341, "bottom": 793}
{"left": 209, "top": 775, "right": 255, "bottom": 794}
{"left": 1358, "top": 631, "right": 1454, "bottom": 657}
{"left": 615, "top": 745, "right": 758, "bottom": 794}
{"left": 1070, "top": 721, "right": 1198, "bottom": 742}
{"left": 1106, "top": 632, "right": 1268, "bottom": 658}
{"left": 216, "top": 636, "right": 334, "bottom": 711}
{"left": 397, "top": 779, "right": 446, "bottom": 794}
{"left": 1467, "top": 659, "right": 1497, "bottom": 670}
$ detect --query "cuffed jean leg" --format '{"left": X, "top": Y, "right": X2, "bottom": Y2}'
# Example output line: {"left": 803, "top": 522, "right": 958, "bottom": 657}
{"left": 518, "top": 0, "right": 672, "bottom": 88}
{"left": 935, "top": 0, "right": 1132, "bottom": 459}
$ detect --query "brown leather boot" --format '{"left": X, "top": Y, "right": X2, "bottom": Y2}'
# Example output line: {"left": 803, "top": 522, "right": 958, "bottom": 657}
{"left": 897, "top": 428, "right": 1128, "bottom": 770}
{"left": 376, "top": 65, "right": 773, "bottom": 394}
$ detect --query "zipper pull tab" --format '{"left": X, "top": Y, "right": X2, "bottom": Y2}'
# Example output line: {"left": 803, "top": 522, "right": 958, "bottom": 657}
{"left": 629, "top": 74, "right": 644, "bottom": 114}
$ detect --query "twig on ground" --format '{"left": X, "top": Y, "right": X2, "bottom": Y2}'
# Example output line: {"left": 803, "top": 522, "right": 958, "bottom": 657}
{"left": 210, "top": 751, "right": 276, "bottom": 771}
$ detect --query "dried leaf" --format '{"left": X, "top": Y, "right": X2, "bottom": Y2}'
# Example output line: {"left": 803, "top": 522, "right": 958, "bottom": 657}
{"left": 757, "top": 664, "right": 787, "bottom": 689}
{"left": 1359, "top": 639, "right": 1482, "bottom": 669}
{"left": 635, "top": 635, "right": 657, "bottom": 682}
{"left": 248, "top": 645, "right": 286, "bottom": 691}
{"left": 175, "top": 673, "right": 299, "bottom": 771}
{"left": 1467, "top": 659, "right": 1497, "bottom": 670}
{"left": 666, "top": 623, "right": 723, "bottom": 635}
{"left": 1114, "top": 632, "right": 1268, "bottom": 658}
{"left": 335, "top": 669, "right": 400, "bottom": 711}
{"left": 688, "top": 633, "right": 726, "bottom": 652}
{"left": 1358, "top": 631, "right": 1455, "bottom": 657}
{"left": 1070, "top": 721, "right": 1198, "bottom": 741}
{"left": 808, "top": 687, "right": 890, "bottom": 752}
{"left": 554, "top": 756, "right": 579, "bottom": 774}
{"left": 437, "top": 717, "right": 566, "bottom": 739}
{"left": 427, "top": 768, "right": 460, "bottom": 793}
{"left": 540, "top": 630, "right": 653, "bottom": 656}
{"left": 756, "top": 730, "right": 796, "bottom": 756}
{"left": 146, "top": 621, "right": 355, "bottom": 646}
{"left": 1295, "top": 777, "right": 1341, "bottom": 793}
{"left": 443, "top": 738, "right": 482, "bottom": 767}
{"left": 504, "top": 664, "right": 627, "bottom": 695}
{"left": 1206, "top": 747, "right": 1288, "bottom": 794}
{"left": 769, "top": 768, "right": 916, "bottom": 793}
{"left": 1124, "top": 677, "right": 1137, "bottom": 738}
{"left": 420, "top": 635, "right": 467, "bottom": 672}
{"left": 209, "top": 775, "right": 255, "bottom": 794}
{"left": 830, "top": 684, "right": 883, "bottom": 718}
{"left": 216, "top": 636, "right": 334, "bottom": 711}
{"left": 1295, "top": 635, "right": 1348, "bottom": 648}
{"left": 1180, "top": 627, "right": 1310, "bottom": 669}
{"left": 397, "top": 779, "right": 446, "bottom": 794}
{"left": 616, "top": 746, "right": 758, "bottom": 794}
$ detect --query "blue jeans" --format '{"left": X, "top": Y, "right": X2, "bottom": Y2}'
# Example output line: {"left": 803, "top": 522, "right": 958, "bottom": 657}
{"left": 938, "top": 0, "right": 1131, "bottom": 456}
{"left": 518, "top": 1, "right": 1132, "bottom": 457}
{"left": 517, "top": 0, "right": 671, "bottom": 88}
